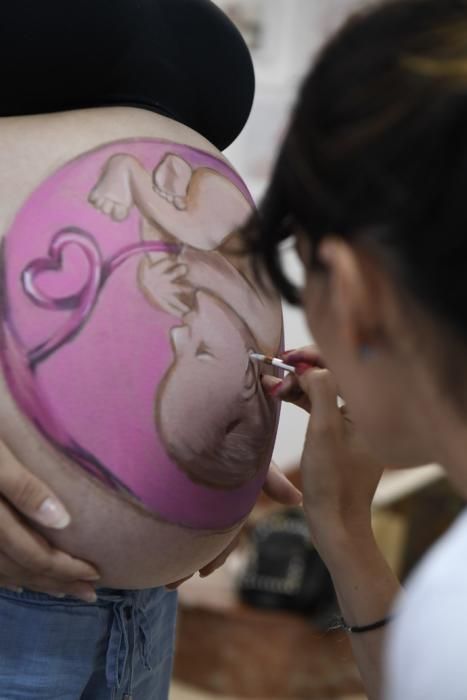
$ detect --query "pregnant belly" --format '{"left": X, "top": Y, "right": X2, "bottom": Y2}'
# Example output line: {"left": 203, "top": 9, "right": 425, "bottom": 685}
{"left": 0, "top": 135, "right": 280, "bottom": 586}
{"left": 0, "top": 379, "right": 241, "bottom": 588}
{"left": 0, "top": 245, "right": 262, "bottom": 586}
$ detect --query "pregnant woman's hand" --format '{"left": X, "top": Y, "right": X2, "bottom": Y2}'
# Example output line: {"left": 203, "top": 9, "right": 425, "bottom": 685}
{"left": 0, "top": 441, "right": 99, "bottom": 601}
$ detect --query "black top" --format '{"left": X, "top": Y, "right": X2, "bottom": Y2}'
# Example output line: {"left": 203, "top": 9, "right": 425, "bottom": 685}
{"left": 0, "top": 0, "right": 255, "bottom": 150}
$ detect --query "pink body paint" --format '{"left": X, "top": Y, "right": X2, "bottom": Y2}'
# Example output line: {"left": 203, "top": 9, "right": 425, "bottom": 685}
{"left": 1, "top": 139, "right": 276, "bottom": 530}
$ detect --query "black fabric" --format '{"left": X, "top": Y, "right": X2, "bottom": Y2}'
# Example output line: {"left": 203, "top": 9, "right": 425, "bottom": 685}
{"left": 0, "top": 0, "right": 255, "bottom": 150}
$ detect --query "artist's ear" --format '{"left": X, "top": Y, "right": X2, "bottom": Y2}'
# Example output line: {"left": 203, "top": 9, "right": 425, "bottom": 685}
{"left": 317, "top": 237, "right": 393, "bottom": 356}
{"left": 242, "top": 354, "right": 258, "bottom": 401}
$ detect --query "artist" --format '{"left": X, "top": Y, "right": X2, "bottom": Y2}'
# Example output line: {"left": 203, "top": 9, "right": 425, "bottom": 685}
{"left": 246, "top": 0, "right": 467, "bottom": 698}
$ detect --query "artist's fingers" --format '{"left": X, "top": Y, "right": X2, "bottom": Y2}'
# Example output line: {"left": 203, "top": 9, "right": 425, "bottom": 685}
{"left": 0, "top": 442, "right": 70, "bottom": 529}
{"left": 282, "top": 345, "right": 325, "bottom": 371}
{"left": 262, "top": 462, "right": 302, "bottom": 505}
{"left": 167, "top": 264, "right": 188, "bottom": 282}
{"left": 262, "top": 375, "right": 311, "bottom": 413}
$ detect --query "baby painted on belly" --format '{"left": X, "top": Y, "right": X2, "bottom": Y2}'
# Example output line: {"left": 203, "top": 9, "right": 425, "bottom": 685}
{"left": 0, "top": 139, "right": 282, "bottom": 532}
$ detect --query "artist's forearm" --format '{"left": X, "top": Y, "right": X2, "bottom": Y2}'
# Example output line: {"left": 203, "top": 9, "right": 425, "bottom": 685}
{"left": 310, "top": 522, "right": 401, "bottom": 700}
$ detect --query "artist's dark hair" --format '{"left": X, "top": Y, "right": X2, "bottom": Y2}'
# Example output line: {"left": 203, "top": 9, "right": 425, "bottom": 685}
{"left": 248, "top": 0, "right": 467, "bottom": 343}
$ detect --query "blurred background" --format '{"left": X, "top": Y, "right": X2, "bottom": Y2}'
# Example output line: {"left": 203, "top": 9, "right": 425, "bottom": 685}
{"left": 170, "top": 2, "right": 456, "bottom": 699}
{"left": 223, "top": 0, "right": 364, "bottom": 470}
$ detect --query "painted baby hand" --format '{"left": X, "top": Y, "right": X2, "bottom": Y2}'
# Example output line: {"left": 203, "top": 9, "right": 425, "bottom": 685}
{"left": 88, "top": 154, "right": 135, "bottom": 221}
{"left": 139, "top": 257, "right": 191, "bottom": 317}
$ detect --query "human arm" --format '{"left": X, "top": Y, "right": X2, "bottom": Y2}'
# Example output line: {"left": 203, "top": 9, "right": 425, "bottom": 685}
{"left": 0, "top": 441, "right": 99, "bottom": 601}
{"left": 263, "top": 349, "right": 401, "bottom": 700}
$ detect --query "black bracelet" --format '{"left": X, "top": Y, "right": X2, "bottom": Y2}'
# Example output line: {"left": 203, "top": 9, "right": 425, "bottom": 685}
{"left": 332, "top": 615, "right": 393, "bottom": 634}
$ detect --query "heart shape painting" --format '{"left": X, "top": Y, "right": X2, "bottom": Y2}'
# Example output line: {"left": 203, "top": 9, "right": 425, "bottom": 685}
{"left": 22, "top": 227, "right": 103, "bottom": 311}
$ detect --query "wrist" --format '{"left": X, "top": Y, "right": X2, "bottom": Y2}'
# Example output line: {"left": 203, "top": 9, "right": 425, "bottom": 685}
{"left": 306, "top": 518, "right": 400, "bottom": 622}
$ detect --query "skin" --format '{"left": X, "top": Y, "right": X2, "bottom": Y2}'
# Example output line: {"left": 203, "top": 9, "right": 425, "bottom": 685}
{"left": 89, "top": 147, "right": 281, "bottom": 488}
{"left": 0, "top": 106, "right": 293, "bottom": 595}
{"left": 264, "top": 233, "right": 467, "bottom": 699}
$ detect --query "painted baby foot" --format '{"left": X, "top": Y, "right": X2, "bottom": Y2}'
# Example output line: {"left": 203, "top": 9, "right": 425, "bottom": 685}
{"left": 89, "top": 154, "right": 134, "bottom": 221}
{"left": 153, "top": 154, "right": 193, "bottom": 211}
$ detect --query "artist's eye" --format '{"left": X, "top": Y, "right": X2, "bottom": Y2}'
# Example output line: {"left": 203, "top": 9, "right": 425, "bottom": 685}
{"left": 195, "top": 342, "right": 214, "bottom": 360}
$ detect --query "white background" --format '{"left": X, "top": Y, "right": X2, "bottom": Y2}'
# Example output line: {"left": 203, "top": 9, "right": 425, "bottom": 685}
{"left": 214, "top": 0, "right": 365, "bottom": 468}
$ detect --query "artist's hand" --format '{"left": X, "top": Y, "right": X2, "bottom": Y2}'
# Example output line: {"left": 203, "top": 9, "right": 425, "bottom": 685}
{"left": 166, "top": 462, "right": 302, "bottom": 590}
{"left": 263, "top": 346, "right": 385, "bottom": 551}
{"left": 139, "top": 258, "right": 191, "bottom": 317}
{"left": 0, "top": 441, "right": 99, "bottom": 601}
{"left": 89, "top": 154, "right": 135, "bottom": 222}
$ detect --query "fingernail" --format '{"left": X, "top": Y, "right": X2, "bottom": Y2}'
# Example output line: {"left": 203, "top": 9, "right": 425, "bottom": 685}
{"left": 267, "top": 381, "right": 284, "bottom": 397}
{"left": 295, "top": 362, "right": 313, "bottom": 376}
{"left": 35, "top": 498, "right": 71, "bottom": 529}
{"left": 83, "top": 574, "right": 101, "bottom": 582}
{"left": 282, "top": 351, "right": 308, "bottom": 363}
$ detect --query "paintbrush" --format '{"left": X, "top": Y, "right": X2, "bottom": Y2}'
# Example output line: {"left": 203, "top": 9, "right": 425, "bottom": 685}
{"left": 251, "top": 351, "right": 345, "bottom": 405}
{"left": 249, "top": 353, "right": 297, "bottom": 374}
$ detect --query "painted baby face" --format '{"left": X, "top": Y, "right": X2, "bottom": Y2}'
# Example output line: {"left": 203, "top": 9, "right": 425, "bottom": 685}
{"left": 161, "top": 290, "right": 255, "bottom": 450}
{"left": 1, "top": 139, "right": 281, "bottom": 529}
{"left": 159, "top": 290, "right": 268, "bottom": 489}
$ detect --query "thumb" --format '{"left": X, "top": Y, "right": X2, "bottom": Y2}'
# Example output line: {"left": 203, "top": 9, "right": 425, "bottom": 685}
{"left": 0, "top": 442, "right": 70, "bottom": 529}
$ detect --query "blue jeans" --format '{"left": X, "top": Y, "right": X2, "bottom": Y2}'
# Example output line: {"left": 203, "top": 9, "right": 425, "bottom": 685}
{"left": 0, "top": 586, "right": 178, "bottom": 699}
